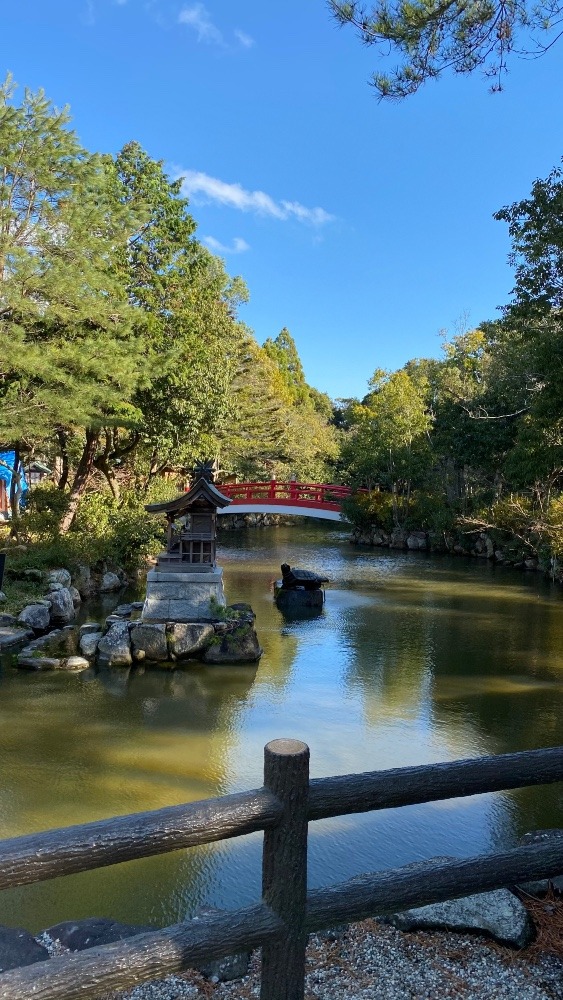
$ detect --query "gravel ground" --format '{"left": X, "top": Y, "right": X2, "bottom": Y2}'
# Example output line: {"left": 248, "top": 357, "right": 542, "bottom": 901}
{"left": 80, "top": 918, "right": 563, "bottom": 1000}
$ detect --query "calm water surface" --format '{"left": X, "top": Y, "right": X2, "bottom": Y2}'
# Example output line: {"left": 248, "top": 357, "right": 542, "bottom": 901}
{"left": 1, "top": 523, "right": 563, "bottom": 932}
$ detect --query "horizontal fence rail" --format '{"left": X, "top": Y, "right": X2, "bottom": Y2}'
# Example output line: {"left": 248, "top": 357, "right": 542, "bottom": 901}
{"left": 0, "top": 788, "right": 281, "bottom": 891}
{"left": 1, "top": 741, "right": 563, "bottom": 1000}
{"left": 308, "top": 745, "right": 563, "bottom": 819}
{"left": 0, "top": 904, "right": 283, "bottom": 1000}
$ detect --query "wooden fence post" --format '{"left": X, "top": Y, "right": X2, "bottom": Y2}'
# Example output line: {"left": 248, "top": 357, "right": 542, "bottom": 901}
{"left": 260, "top": 738, "right": 310, "bottom": 1000}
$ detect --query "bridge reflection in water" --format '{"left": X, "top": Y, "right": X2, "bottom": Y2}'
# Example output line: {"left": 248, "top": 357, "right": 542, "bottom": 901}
{"left": 217, "top": 481, "right": 354, "bottom": 521}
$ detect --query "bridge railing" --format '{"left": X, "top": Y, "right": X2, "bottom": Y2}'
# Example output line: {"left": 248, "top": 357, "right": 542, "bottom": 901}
{"left": 218, "top": 481, "right": 354, "bottom": 506}
{"left": 2, "top": 742, "right": 563, "bottom": 1000}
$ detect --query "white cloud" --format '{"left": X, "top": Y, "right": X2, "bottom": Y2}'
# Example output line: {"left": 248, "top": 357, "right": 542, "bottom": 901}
{"left": 203, "top": 235, "right": 250, "bottom": 254}
{"left": 84, "top": 0, "right": 96, "bottom": 23}
{"left": 178, "top": 4, "right": 223, "bottom": 45}
{"left": 177, "top": 170, "right": 334, "bottom": 227}
{"left": 234, "top": 28, "right": 254, "bottom": 48}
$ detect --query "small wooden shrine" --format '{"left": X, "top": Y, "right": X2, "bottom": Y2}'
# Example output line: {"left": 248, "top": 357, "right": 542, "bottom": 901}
{"left": 145, "top": 462, "right": 231, "bottom": 572}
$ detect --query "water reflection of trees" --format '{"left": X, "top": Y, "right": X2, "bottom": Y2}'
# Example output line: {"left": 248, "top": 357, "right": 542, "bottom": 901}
{"left": 341, "top": 570, "right": 563, "bottom": 760}
{"left": 340, "top": 568, "right": 563, "bottom": 853}
{"left": 0, "top": 661, "right": 259, "bottom": 932}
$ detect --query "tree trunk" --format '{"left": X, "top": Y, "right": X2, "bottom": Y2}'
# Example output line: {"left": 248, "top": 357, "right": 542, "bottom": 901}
{"left": 59, "top": 429, "right": 99, "bottom": 533}
{"left": 56, "top": 430, "right": 70, "bottom": 490}
{"left": 95, "top": 455, "right": 120, "bottom": 500}
{"left": 391, "top": 483, "right": 399, "bottom": 531}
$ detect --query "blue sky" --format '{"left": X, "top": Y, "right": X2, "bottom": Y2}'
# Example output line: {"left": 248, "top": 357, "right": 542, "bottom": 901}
{"left": 3, "top": 1, "right": 563, "bottom": 399}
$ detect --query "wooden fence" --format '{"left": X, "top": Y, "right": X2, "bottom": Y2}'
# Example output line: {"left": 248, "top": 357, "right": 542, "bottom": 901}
{"left": 1, "top": 740, "right": 563, "bottom": 1000}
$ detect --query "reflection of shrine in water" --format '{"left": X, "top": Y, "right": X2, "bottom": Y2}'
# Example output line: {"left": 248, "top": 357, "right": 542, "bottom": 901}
{"left": 135, "top": 665, "right": 259, "bottom": 732}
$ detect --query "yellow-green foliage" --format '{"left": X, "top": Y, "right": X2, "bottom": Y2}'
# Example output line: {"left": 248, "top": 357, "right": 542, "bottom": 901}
{"left": 341, "top": 491, "right": 394, "bottom": 531}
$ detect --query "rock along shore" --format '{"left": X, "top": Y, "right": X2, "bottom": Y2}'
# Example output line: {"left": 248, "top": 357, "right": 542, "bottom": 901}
{"left": 31, "top": 918, "right": 563, "bottom": 1000}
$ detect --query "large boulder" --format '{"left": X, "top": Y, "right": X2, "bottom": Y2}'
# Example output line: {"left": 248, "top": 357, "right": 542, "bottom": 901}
{"left": 100, "top": 572, "right": 122, "bottom": 593}
{"left": 47, "top": 568, "right": 72, "bottom": 588}
{"left": 79, "top": 632, "right": 102, "bottom": 658}
{"left": 17, "top": 604, "right": 51, "bottom": 631}
{"left": 382, "top": 857, "right": 534, "bottom": 948}
{"left": 68, "top": 586, "right": 82, "bottom": 608}
{"left": 47, "top": 588, "right": 75, "bottom": 625}
{"left": 0, "top": 925, "right": 49, "bottom": 972}
{"left": 406, "top": 531, "right": 428, "bottom": 551}
{"left": 44, "top": 918, "right": 149, "bottom": 952}
{"left": 389, "top": 530, "right": 408, "bottom": 549}
{"left": 115, "top": 604, "right": 133, "bottom": 617}
{"left": 202, "top": 624, "right": 262, "bottom": 664}
{"left": 130, "top": 623, "right": 168, "bottom": 662}
{"left": 72, "top": 564, "right": 94, "bottom": 598}
{"left": 0, "top": 614, "right": 17, "bottom": 627}
{"left": 97, "top": 621, "right": 132, "bottom": 667}
{"left": 79, "top": 622, "right": 101, "bottom": 636}
{"left": 167, "top": 622, "right": 215, "bottom": 660}
{"left": 275, "top": 588, "right": 323, "bottom": 612}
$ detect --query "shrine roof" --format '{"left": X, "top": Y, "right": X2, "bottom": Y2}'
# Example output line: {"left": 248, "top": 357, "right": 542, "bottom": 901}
{"left": 145, "top": 477, "right": 232, "bottom": 515}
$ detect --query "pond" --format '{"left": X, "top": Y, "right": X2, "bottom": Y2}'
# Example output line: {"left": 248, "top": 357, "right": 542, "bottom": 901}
{"left": 1, "top": 523, "right": 563, "bottom": 933}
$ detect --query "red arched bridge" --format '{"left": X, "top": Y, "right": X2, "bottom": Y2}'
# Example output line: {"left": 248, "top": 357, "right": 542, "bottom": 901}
{"left": 217, "top": 481, "right": 353, "bottom": 521}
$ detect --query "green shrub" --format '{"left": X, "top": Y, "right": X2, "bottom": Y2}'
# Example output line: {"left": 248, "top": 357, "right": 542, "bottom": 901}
{"left": 19, "top": 484, "right": 71, "bottom": 540}
{"left": 6, "top": 479, "right": 181, "bottom": 578}
{"left": 340, "top": 491, "right": 393, "bottom": 532}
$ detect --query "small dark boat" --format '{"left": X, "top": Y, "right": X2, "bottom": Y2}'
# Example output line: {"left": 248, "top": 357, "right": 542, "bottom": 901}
{"left": 279, "top": 563, "right": 329, "bottom": 591}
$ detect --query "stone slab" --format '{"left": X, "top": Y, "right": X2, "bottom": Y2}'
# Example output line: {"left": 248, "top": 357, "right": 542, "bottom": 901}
{"left": 144, "top": 583, "right": 227, "bottom": 601}
{"left": 0, "top": 626, "right": 34, "bottom": 649}
{"left": 383, "top": 888, "right": 534, "bottom": 948}
{"left": 142, "top": 571, "right": 226, "bottom": 623}
{"left": 147, "top": 569, "right": 224, "bottom": 584}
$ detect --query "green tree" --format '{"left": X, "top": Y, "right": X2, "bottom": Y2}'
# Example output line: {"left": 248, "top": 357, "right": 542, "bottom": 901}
{"left": 0, "top": 77, "right": 144, "bottom": 524}
{"left": 488, "top": 164, "right": 563, "bottom": 502}
{"left": 328, "top": 0, "right": 563, "bottom": 98}
{"left": 340, "top": 368, "right": 431, "bottom": 527}
{"left": 214, "top": 333, "right": 293, "bottom": 479}
{"left": 101, "top": 143, "right": 247, "bottom": 493}
{"left": 261, "top": 327, "right": 338, "bottom": 479}
{"left": 263, "top": 327, "right": 309, "bottom": 405}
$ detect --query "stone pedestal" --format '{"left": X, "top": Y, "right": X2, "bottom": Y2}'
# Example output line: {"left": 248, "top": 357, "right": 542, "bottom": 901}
{"left": 274, "top": 583, "right": 324, "bottom": 612}
{"left": 142, "top": 568, "right": 226, "bottom": 622}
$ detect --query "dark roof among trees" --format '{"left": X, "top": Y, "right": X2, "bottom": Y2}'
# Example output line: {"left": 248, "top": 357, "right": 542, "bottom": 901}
{"left": 145, "top": 477, "right": 232, "bottom": 515}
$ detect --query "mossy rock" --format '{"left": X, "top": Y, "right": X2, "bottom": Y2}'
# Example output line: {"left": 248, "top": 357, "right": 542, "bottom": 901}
{"left": 201, "top": 624, "right": 262, "bottom": 664}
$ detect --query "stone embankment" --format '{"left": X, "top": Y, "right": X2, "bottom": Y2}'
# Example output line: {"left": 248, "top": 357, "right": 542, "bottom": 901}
{"left": 350, "top": 526, "right": 560, "bottom": 579}
{"left": 91, "top": 604, "right": 262, "bottom": 668}
{"left": 2, "top": 559, "right": 262, "bottom": 667}
{"left": 0, "top": 565, "right": 128, "bottom": 653}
